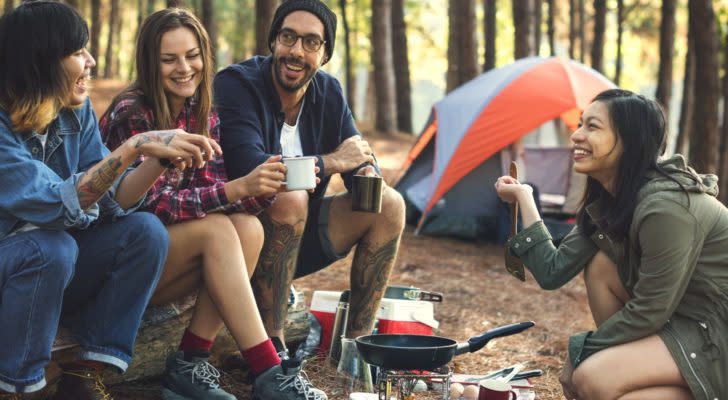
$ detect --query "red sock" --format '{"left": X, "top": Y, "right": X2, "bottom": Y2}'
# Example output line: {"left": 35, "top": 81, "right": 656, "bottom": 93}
{"left": 242, "top": 339, "right": 281, "bottom": 376}
{"left": 179, "top": 329, "right": 215, "bottom": 354}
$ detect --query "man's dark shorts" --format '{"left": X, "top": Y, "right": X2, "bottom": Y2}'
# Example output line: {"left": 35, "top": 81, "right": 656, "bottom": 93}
{"left": 294, "top": 196, "right": 351, "bottom": 278}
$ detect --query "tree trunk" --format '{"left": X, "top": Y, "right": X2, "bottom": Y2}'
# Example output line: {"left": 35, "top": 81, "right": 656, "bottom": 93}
{"left": 533, "top": 0, "right": 542, "bottom": 56}
{"left": 675, "top": 37, "right": 694, "bottom": 156}
{"left": 447, "top": 0, "right": 478, "bottom": 92}
{"left": 255, "top": 0, "right": 279, "bottom": 56}
{"left": 340, "top": 0, "right": 356, "bottom": 116}
{"left": 53, "top": 291, "right": 311, "bottom": 384}
{"left": 591, "top": 0, "right": 605, "bottom": 72}
{"left": 483, "top": 0, "right": 497, "bottom": 71}
{"left": 201, "top": 0, "right": 217, "bottom": 69}
{"left": 547, "top": 0, "right": 555, "bottom": 56}
{"left": 147, "top": 0, "right": 156, "bottom": 16}
{"left": 720, "top": 28, "right": 728, "bottom": 203}
{"left": 3, "top": 0, "right": 13, "bottom": 15}
{"left": 654, "top": 0, "right": 676, "bottom": 119}
{"left": 167, "top": 0, "right": 183, "bottom": 7}
{"left": 391, "top": 0, "right": 412, "bottom": 133}
{"left": 113, "top": 0, "right": 122, "bottom": 78}
{"left": 614, "top": 0, "right": 623, "bottom": 85}
{"left": 65, "top": 0, "right": 79, "bottom": 9}
{"left": 89, "top": 0, "right": 101, "bottom": 75}
{"left": 372, "top": 0, "right": 397, "bottom": 133}
{"left": 103, "top": 0, "right": 119, "bottom": 79}
{"left": 578, "top": 0, "right": 585, "bottom": 63}
{"left": 687, "top": 0, "right": 720, "bottom": 173}
{"left": 568, "top": 0, "right": 576, "bottom": 60}
{"left": 512, "top": 0, "right": 533, "bottom": 60}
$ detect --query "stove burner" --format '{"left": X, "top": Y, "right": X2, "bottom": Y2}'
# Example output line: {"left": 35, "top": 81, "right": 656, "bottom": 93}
{"left": 376, "top": 366, "right": 452, "bottom": 400}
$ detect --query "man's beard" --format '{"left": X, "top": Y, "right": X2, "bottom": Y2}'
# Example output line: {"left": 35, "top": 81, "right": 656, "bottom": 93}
{"left": 273, "top": 55, "right": 317, "bottom": 92}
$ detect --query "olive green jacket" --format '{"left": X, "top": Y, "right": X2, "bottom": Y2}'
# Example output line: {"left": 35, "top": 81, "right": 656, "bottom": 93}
{"left": 509, "top": 155, "right": 727, "bottom": 400}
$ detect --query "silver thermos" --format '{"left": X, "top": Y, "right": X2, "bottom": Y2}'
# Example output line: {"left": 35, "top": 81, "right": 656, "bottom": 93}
{"left": 328, "top": 289, "right": 351, "bottom": 364}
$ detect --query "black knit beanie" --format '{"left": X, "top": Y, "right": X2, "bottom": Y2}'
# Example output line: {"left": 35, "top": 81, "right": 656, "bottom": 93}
{"left": 267, "top": 0, "right": 337, "bottom": 64}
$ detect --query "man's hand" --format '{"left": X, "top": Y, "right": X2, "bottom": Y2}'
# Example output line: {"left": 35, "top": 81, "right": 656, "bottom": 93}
{"left": 228, "top": 155, "right": 286, "bottom": 199}
{"left": 354, "top": 164, "right": 379, "bottom": 177}
{"left": 129, "top": 129, "right": 221, "bottom": 170}
{"left": 324, "top": 136, "right": 375, "bottom": 175}
{"left": 559, "top": 355, "right": 578, "bottom": 400}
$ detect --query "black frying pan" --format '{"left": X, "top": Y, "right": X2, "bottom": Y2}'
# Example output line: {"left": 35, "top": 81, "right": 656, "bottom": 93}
{"left": 355, "top": 321, "right": 535, "bottom": 370}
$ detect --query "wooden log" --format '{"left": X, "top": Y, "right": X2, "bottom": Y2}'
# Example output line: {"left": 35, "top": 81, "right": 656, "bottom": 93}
{"left": 51, "top": 289, "right": 311, "bottom": 384}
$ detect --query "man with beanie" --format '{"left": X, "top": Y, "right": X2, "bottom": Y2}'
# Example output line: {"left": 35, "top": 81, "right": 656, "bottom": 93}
{"left": 214, "top": 0, "right": 405, "bottom": 375}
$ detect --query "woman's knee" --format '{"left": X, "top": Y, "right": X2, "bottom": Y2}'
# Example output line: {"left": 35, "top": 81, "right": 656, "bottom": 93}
{"left": 584, "top": 251, "right": 629, "bottom": 301}
{"left": 572, "top": 361, "right": 615, "bottom": 399}
{"left": 33, "top": 230, "right": 78, "bottom": 281}
{"left": 229, "top": 213, "right": 264, "bottom": 249}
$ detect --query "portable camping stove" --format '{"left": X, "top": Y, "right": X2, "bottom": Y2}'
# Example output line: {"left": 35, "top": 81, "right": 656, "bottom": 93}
{"left": 376, "top": 366, "right": 452, "bottom": 400}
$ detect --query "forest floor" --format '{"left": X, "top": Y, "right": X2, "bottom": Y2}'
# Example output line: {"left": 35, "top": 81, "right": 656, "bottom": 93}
{"left": 86, "top": 80, "right": 593, "bottom": 400}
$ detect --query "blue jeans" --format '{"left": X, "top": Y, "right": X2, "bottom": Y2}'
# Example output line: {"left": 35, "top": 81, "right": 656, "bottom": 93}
{"left": 0, "top": 212, "right": 167, "bottom": 394}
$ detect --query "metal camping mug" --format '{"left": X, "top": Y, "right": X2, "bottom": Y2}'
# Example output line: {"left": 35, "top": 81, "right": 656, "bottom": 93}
{"left": 328, "top": 290, "right": 351, "bottom": 364}
{"left": 351, "top": 175, "right": 383, "bottom": 213}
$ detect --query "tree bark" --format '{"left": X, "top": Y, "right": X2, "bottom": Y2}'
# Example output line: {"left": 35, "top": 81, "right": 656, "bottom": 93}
{"left": 614, "top": 0, "right": 623, "bottom": 85}
{"left": 591, "top": 0, "right": 605, "bottom": 72}
{"left": 654, "top": 0, "right": 676, "bottom": 119}
{"left": 53, "top": 291, "right": 311, "bottom": 384}
{"left": 533, "top": 0, "right": 542, "bottom": 56}
{"left": 90, "top": 0, "right": 101, "bottom": 76}
{"left": 447, "top": 0, "right": 478, "bottom": 92}
{"left": 512, "top": 0, "right": 533, "bottom": 60}
{"left": 578, "top": 0, "right": 585, "bottom": 63}
{"left": 3, "top": 0, "right": 13, "bottom": 15}
{"left": 201, "top": 0, "right": 217, "bottom": 69}
{"left": 256, "top": 0, "right": 279, "bottom": 56}
{"left": 718, "top": 29, "right": 728, "bottom": 203}
{"left": 340, "top": 0, "right": 356, "bottom": 116}
{"left": 547, "top": 0, "right": 555, "bottom": 56}
{"left": 391, "top": 0, "right": 412, "bottom": 133}
{"left": 372, "top": 0, "right": 397, "bottom": 133}
{"left": 103, "top": 0, "right": 119, "bottom": 79}
{"left": 147, "top": 0, "right": 156, "bottom": 16}
{"left": 687, "top": 0, "right": 720, "bottom": 173}
{"left": 675, "top": 37, "right": 694, "bottom": 156}
{"left": 483, "top": 0, "right": 497, "bottom": 71}
{"left": 568, "top": 0, "right": 576, "bottom": 60}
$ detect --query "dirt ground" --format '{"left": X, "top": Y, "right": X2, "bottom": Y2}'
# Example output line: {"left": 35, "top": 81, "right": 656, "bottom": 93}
{"left": 85, "top": 81, "right": 593, "bottom": 400}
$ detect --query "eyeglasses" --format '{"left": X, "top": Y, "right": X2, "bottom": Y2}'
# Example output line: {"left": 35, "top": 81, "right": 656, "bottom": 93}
{"left": 277, "top": 29, "right": 325, "bottom": 53}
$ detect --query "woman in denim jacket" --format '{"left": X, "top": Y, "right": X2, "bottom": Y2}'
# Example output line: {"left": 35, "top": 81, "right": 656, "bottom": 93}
{"left": 496, "top": 89, "right": 726, "bottom": 400}
{"left": 0, "top": 2, "right": 219, "bottom": 399}
{"left": 100, "top": 9, "right": 326, "bottom": 400}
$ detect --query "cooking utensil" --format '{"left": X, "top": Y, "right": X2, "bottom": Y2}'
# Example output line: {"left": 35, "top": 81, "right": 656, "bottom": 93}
{"left": 355, "top": 321, "right": 535, "bottom": 371}
{"left": 511, "top": 369, "right": 543, "bottom": 381}
{"left": 504, "top": 161, "right": 526, "bottom": 282}
{"left": 384, "top": 285, "right": 443, "bottom": 302}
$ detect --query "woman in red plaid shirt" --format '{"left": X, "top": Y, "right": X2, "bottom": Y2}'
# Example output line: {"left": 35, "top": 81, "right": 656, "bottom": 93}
{"left": 100, "top": 8, "right": 326, "bottom": 400}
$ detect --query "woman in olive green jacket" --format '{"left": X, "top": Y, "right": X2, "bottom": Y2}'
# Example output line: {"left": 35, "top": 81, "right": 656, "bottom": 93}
{"left": 495, "top": 89, "right": 726, "bottom": 400}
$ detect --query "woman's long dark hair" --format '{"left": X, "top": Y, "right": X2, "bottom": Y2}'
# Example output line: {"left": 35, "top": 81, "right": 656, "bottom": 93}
{"left": 576, "top": 89, "right": 671, "bottom": 240}
{"left": 0, "top": 1, "right": 89, "bottom": 132}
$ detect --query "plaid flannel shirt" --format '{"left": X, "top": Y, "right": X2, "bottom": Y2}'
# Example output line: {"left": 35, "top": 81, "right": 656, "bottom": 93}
{"left": 100, "top": 97, "right": 273, "bottom": 225}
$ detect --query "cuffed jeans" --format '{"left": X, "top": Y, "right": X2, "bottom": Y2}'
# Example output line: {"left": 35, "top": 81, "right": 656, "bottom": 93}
{"left": 0, "top": 212, "right": 167, "bottom": 394}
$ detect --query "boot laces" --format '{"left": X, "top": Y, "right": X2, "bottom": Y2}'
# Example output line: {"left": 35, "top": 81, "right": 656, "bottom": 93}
{"left": 174, "top": 358, "right": 222, "bottom": 389}
{"left": 62, "top": 370, "right": 112, "bottom": 400}
{"left": 276, "top": 370, "right": 324, "bottom": 400}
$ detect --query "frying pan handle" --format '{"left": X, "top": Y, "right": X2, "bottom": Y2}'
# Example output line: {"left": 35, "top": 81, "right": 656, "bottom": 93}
{"left": 466, "top": 321, "right": 535, "bottom": 354}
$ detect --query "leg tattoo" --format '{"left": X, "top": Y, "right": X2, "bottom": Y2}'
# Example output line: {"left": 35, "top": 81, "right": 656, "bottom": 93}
{"left": 253, "top": 213, "right": 304, "bottom": 332}
{"left": 348, "top": 237, "right": 400, "bottom": 334}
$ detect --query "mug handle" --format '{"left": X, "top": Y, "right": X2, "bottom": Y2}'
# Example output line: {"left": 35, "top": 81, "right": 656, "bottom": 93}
{"left": 509, "top": 390, "right": 518, "bottom": 400}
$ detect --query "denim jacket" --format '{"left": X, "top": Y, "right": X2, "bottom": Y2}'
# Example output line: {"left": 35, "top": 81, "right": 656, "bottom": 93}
{"left": 0, "top": 97, "right": 139, "bottom": 241}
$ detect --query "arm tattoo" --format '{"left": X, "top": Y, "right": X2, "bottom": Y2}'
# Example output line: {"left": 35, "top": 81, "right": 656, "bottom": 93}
{"left": 252, "top": 213, "right": 305, "bottom": 332}
{"left": 77, "top": 157, "right": 124, "bottom": 209}
{"left": 134, "top": 134, "right": 152, "bottom": 148}
{"left": 159, "top": 130, "right": 176, "bottom": 145}
{"left": 348, "top": 237, "right": 400, "bottom": 333}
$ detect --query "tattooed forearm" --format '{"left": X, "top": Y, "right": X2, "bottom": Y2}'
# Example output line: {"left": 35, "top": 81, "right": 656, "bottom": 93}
{"left": 252, "top": 213, "right": 305, "bottom": 333}
{"left": 77, "top": 157, "right": 124, "bottom": 209}
{"left": 348, "top": 237, "right": 400, "bottom": 334}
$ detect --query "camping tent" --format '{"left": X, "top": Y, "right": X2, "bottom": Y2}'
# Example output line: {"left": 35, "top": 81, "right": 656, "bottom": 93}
{"left": 396, "top": 56, "right": 616, "bottom": 239}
